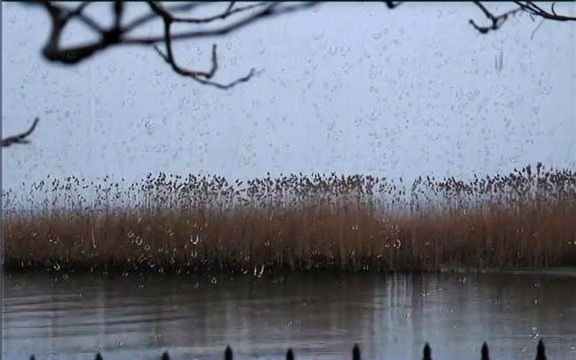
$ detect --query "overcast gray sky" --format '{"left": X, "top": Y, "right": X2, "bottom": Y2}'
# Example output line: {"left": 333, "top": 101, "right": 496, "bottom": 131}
{"left": 2, "top": 2, "right": 575, "bottom": 196}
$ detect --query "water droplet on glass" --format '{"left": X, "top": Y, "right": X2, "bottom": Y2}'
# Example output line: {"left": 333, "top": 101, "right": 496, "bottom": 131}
{"left": 312, "top": 31, "right": 325, "bottom": 40}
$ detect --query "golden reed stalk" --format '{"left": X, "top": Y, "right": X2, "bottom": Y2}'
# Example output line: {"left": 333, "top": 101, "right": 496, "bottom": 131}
{"left": 4, "top": 164, "right": 576, "bottom": 274}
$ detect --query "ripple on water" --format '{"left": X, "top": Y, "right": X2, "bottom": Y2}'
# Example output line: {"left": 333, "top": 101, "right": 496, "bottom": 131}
{"left": 3, "top": 272, "right": 576, "bottom": 360}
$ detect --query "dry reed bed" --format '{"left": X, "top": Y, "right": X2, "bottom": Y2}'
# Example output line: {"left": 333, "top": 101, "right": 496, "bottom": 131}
{"left": 3, "top": 164, "right": 576, "bottom": 274}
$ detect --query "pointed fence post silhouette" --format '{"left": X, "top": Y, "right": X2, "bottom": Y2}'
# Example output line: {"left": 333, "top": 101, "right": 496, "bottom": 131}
{"left": 481, "top": 342, "right": 490, "bottom": 360}
{"left": 26, "top": 339, "right": 549, "bottom": 359}
{"left": 423, "top": 343, "right": 432, "bottom": 360}
{"left": 225, "top": 345, "right": 233, "bottom": 360}
{"left": 535, "top": 339, "right": 546, "bottom": 360}
{"left": 352, "top": 343, "right": 361, "bottom": 360}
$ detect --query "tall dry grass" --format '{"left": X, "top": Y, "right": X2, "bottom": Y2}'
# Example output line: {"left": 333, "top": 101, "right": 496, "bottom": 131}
{"left": 3, "top": 164, "right": 576, "bottom": 274}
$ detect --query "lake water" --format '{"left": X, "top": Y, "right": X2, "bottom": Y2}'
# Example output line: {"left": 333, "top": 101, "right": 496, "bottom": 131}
{"left": 3, "top": 270, "right": 576, "bottom": 360}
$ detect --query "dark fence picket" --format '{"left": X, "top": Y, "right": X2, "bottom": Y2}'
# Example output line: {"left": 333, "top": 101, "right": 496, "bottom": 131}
{"left": 423, "top": 343, "right": 432, "bottom": 360}
{"left": 535, "top": 339, "right": 547, "bottom": 360}
{"left": 24, "top": 340, "right": 550, "bottom": 360}
{"left": 481, "top": 342, "right": 490, "bottom": 360}
{"left": 224, "top": 345, "right": 233, "bottom": 360}
{"left": 352, "top": 343, "right": 361, "bottom": 360}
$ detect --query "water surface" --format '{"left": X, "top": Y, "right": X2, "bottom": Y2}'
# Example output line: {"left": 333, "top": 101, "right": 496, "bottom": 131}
{"left": 3, "top": 271, "right": 576, "bottom": 360}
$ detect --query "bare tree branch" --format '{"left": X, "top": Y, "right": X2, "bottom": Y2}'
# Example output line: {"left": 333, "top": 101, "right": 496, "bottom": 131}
{"left": 167, "top": 2, "right": 268, "bottom": 24}
{"left": 22, "top": 1, "right": 320, "bottom": 90}
{"left": 120, "top": 2, "right": 320, "bottom": 45}
{"left": 469, "top": 1, "right": 525, "bottom": 34}
{"left": 384, "top": 1, "right": 403, "bottom": 10}
{"left": 470, "top": 1, "right": 576, "bottom": 34}
{"left": 147, "top": 2, "right": 264, "bottom": 89}
{"left": 515, "top": 1, "right": 576, "bottom": 22}
{"left": 2, "top": 117, "right": 40, "bottom": 148}
{"left": 153, "top": 42, "right": 258, "bottom": 90}
{"left": 121, "top": 3, "right": 203, "bottom": 32}
{"left": 6, "top": 2, "right": 576, "bottom": 149}
{"left": 17, "top": 1, "right": 576, "bottom": 90}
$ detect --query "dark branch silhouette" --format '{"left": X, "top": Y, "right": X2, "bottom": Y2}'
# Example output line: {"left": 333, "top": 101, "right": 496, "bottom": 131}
{"left": 470, "top": 1, "right": 576, "bottom": 34}
{"left": 2, "top": 117, "right": 40, "bottom": 148}
{"left": 17, "top": 2, "right": 575, "bottom": 87}
{"left": 6, "top": 2, "right": 575, "bottom": 148}
{"left": 514, "top": 1, "right": 576, "bottom": 22}
{"left": 22, "top": 1, "right": 320, "bottom": 89}
{"left": 469, "top": 1, "right": 525, "bottom": 33}
{"left": 384, "top": 1, "right": 403, "bottom": 10}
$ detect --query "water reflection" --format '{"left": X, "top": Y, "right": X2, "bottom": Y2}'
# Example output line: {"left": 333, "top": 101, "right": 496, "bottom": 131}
{"left": 3, "top": 272, "right": 576, "bottom": 360}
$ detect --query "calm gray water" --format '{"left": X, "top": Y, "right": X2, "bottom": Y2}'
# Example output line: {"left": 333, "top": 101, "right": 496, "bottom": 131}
{"left": 3, "top": 271, "right": 576, "bottom": 360}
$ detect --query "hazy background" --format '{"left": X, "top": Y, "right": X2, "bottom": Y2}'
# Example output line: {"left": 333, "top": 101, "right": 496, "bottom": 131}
{"left": 2, "top": 2, "right": 575, "bottom": 197}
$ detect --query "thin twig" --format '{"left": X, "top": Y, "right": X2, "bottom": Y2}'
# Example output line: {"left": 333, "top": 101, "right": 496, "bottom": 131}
{"left": 470, "top": 1, "right": 576, "bottom": 34}
{"left": 24, "top": 1, "right": 319, "bottom": 89}
{"left": 384, "top": 1, "right": 403, "bottom": 10}
{"left": 2, "top": 117, "right": 40, "bottom": 148}
{"left": 16, "top": 1, "right": 576, "bottom": 85}
{"left": 515, "top": 1, "right": 576, "bottom": 22}
{"left": 169, "top": 2, "right": 268, "bottom": 24}
{"left": 530, "top": 17, "right": 545, "bottom": 40}
{"left": 150, "top": 1, "right": 260, "bottom": 89}
{"left": 469, "top": 1, "right": 524, "bottom": 34}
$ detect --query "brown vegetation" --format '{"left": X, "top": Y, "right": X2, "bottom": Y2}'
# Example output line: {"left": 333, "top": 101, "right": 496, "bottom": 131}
{"left": 3, "top": 164, "right": 576, "bottom": 274}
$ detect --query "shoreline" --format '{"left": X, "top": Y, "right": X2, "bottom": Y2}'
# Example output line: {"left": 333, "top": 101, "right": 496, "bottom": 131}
{"left": 4, "top": 258, "right": 576, "bottom": 277}
{"left": 5, "top": 262, "right": 575, "bottom": 279}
